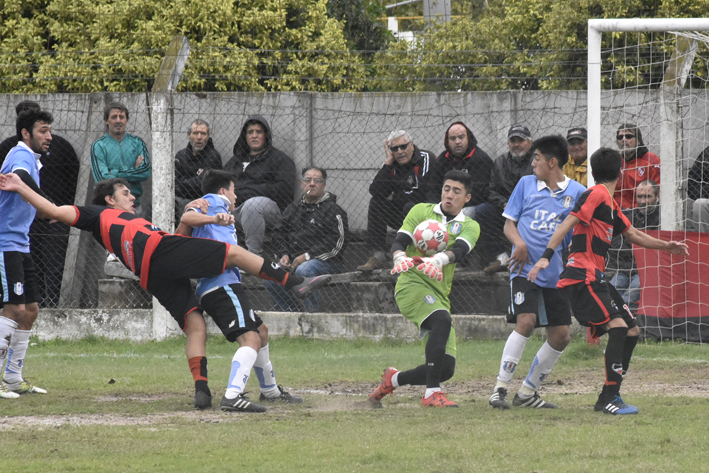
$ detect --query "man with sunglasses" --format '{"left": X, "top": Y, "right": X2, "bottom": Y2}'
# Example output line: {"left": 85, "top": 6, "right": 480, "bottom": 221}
{"left": 614, "top": 123, "right": 660, "bottom": 209}
{"left": 358, "top": 130, "right": 437, "bottom": 271}
{"left": 265, "top": 167, "right": 348, "bottom": 311}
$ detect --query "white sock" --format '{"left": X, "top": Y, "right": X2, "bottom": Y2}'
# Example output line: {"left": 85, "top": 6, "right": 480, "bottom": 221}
{"left": 424, "top": 387, "right": 441, "bottom": 399}
{"left": 253, "top": 344, "right": 280, "bottom": 399}
{"left": 391, "top": 371, "right": 400, "bottom": 388}
{"left": 0, "top": 317, "right": 18, "bottom": 371}
{"left": 224, "top": 346, "right": 258, "bottom": 399}
{"left": 521, "top": 341, "right": 563, "bottom": 395}
{"left": 496, "top": 330, "right": 529, "bottom": 386}
{"left": 4, "top": 329, "right": 30, "bottom": 385}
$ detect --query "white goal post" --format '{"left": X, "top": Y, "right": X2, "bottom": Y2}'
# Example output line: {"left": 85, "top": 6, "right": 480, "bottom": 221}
{"left": 587, "top": 18, "right": 709, "bottom": 231}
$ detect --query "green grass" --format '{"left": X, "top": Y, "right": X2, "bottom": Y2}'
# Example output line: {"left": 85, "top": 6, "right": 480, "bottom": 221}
{"left": 1, "top": 335, "right": 708, "bottom": 472}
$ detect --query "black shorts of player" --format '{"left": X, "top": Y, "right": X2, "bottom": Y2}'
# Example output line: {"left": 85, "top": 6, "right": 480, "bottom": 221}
{"left": 507, "top": 276, "right": 572, "bottom": 327}
{"left": 146, "top": 235, "right": 229, "bottom": 330}
{"left": 199, "top": 283, "right": 264, "bottom": 343}
{"left": 561, "top": 279, "right": 637, "bottom": 338}
{"left": 0, "top": 251, "right": 39, "bottom": 307}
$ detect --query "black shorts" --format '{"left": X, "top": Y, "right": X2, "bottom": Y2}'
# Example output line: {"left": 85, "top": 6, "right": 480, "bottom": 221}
{"left": 507, "top": 277, "right": 572, "bottom": 327}
{"left": 200, "top": 283, "right": 263, "bottom": 342}
{"left": 146, "top": 235, "right": 230, "bottom": 329}
{"left": 0, "top": 251, "right": 39, "bottom": 307}
{"left": 561, "top": 280, "right": 636, "bottom": 337}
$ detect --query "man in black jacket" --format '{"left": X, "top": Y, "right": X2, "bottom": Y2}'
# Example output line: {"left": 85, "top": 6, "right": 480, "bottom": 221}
{"left": 224, "top": 115, "right": 295, "bottom": 256}
{"left": 476, "top": 124, "right": 535, "bottom": 273}
{"left": 265, "top": 167, "right": 348, "bottom": 311}
{"left": 174, "top": 119, "right": 222, "bottom": 221}
{"left": 357, "top": 130, "right": 438, "bottom": 271}
{"left": 688, "top": 144, "right": 709, "bottom": 232}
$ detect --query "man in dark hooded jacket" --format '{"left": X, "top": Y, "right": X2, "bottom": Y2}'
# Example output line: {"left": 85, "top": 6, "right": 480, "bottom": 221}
{"left": 224, "top": 115, "right": 296, "bottom": 256}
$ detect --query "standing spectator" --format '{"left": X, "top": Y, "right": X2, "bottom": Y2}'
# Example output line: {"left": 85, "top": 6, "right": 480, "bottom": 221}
{"left": 174, "top": 119, "right": 222, "bottom": 219}
{"left": 0, "top": 101, "right": 79, "bottom": 308}
{"left": 91, "top": 102, "right": 151, "bottom": 214}
{"left": 358, "top": 130, "right": 438, "bottom": 271}
{"left": 432, "top": 121, "right": 494, "bottom": 219}
{"left": 0, "top": 108, "right": 54, "bottom": 399}
{"left": 614, "top": 123, "right": 660, "bottom": 209}
{"left": 563, "top": 127, "right": 588, "bottom": 187}
{"left": 476, "top": 124, "right": 534, "bottom": 273}
{"left": 264, "top": 167, "right": 348, "bottom": 312}
{"left": 606, "top": 180, "right": 660, "bottom": 312}
{"left": 224, "top": 115, "right": 295, "bottom": 256}
{"left": 687, "top": 144, "right": 709, "bottom": 232}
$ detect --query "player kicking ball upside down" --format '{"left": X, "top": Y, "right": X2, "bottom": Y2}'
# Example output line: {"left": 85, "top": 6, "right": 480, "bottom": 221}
{"left": 528, "top": 148, "right": 688, "bottom": 415}
{"left": 369, "top": 170, "right": 480, "bottom": 408}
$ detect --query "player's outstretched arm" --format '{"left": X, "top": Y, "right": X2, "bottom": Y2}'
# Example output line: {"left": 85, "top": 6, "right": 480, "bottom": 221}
{"left": 624, "top": 226, "right": 690, "bottom": 256}
{"left": 527, "top": 214, "right": 580, "bottom": 282}
{"left": 180, "top": 210, "right": 234, "bottom": 229}
{"left": 0, "top": 172, "right": 77, "bottom": 225}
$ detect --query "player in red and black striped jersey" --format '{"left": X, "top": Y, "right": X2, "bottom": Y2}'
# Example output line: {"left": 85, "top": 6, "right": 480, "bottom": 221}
{"left": 0, "top": 173, "right": 331, "bottom": 409}
{"left": 528, "top": 148, "right": 688, "bottom": 416}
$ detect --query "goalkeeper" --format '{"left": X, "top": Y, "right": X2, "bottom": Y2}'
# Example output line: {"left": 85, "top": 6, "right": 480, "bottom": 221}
{"left": 369, "top": 170, "right": 479, "bottom": 408}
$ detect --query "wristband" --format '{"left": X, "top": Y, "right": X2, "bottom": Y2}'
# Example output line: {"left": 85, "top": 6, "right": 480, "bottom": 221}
{"left": 304, "top": 253, "right": 311, "bottom": 261}
{"left": 542, "top": 248, "right": 555, "bottom": 260}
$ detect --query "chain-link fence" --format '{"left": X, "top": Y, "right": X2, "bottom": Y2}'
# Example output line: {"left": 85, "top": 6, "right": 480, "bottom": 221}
{"left": 2, "top": 90, "right": 709, "bottom": 315}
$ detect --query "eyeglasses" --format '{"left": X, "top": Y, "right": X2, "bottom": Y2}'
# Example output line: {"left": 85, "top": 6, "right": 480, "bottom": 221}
{"left": 301, "top": 177, "right": 325, "bottom": 184}
{"left": 389, "top": 141, "right": 411, "bottom": 153}
{"left": 617, "top": 134, "right": 636, "bottom": 140}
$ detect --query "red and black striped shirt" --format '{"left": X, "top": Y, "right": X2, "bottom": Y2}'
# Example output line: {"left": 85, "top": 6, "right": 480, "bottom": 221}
{"left": 557, "top": 185, "right": 632, "bottom": 287}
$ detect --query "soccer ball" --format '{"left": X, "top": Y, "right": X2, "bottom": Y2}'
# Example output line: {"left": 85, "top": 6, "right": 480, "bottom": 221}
{"left": 413, "top": 219, "right": 449, "bottom": 256}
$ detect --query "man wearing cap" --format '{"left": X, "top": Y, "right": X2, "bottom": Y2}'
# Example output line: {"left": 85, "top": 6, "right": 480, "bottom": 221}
{"left": 477, "top": 124, "right": 534, "bottom": 273}
{"left": 563, "top": 127, "right": 588, "bottom": 187}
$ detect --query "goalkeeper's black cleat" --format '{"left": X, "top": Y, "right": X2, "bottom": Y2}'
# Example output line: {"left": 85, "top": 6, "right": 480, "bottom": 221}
{"left": 291, "top": 274, "right": 331, "bottom": 299}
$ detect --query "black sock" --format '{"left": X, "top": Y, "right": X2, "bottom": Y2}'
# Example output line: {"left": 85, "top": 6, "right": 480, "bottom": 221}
{"left": 423, "top": 311, "right": 452, "bottom": 389}
{"left": 397, "top": 364, "right": 427, "bottom": 386}
{"left": 601, "top": 326, "right": 628, "bottom": 399}
{"left": 257, "top": 258, "right": 304, "bottom": 288}
{"left": 622, "top": 335, "right": 639, "bottom": 377}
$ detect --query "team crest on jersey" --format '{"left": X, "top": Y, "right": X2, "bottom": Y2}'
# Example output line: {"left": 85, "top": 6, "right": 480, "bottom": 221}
{"left": 514, "top": 291, "right": 525, "bottom": 305}
{"left": 449, "top": 222, "right": 462, "bottom": 235}
{"left": 407, "top": 175, "right": 415, "bottom": 186}
{"left": 563, "top": 196, "right": 573, "bottom": 208}
{"left": 424, "top": 295, "right": 436, "bottom": 304}
{"left": 639, "top": 167, "right": 645, "bottom": 176}
{"left": 14, "top": 282, "right": 23, "bottom": 295}
{"left": 502, "top": 361, "right": 517, "bottom": 373}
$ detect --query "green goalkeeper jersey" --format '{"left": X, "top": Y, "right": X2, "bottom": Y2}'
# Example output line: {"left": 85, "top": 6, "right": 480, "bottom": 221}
{"left": 395, "top": 203, "right": 480, "bottom": 303}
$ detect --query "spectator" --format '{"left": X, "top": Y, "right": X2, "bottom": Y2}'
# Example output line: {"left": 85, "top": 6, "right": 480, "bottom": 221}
{"left": 0, "top": 101, "right": 79, "bottom": 308}
{"left": 91, "top": 102, "right": 151, "bottom": 215}
{"left": 476, "top": 124, "right": 534, "bottom": 273}
{"left": 224, "top": 115, "right": 295, "bottom": 256}
{"left": 614, "top": 123, "right": 660, "bottom": 209}
{"left": 687, "top": 144, "right": 709, "bottom": 232}
{"left": 264, "top": 167, "right": 348, "bottom": 312}
{"left": 606, "top": 180, "right": 660, "bottom": 312}
{"left": 174, "top": 119, "right": 222, "bottom": 219}
{"left": 433, "top": 121, "right": 494, "bottom": 219}
{"left": 358, "top": 130, "right": 438, "bottom": 271}
{"left": 563, "top": 127, "right": 588, "bottom": 187}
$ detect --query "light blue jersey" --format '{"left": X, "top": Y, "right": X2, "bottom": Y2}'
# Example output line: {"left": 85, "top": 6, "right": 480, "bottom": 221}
{"left": 191, "top": 193, "right": 241, "bottom": 300}
{"left": 503, "top": 175, "right": 586, "bottom": 288}
{"left": 0, "top": 142, "right": 42, "bottom": 252}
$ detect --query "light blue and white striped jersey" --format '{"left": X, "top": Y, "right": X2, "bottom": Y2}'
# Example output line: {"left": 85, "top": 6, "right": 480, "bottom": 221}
{"left": 0, "top": 142, "right": 42, "bottom": 252}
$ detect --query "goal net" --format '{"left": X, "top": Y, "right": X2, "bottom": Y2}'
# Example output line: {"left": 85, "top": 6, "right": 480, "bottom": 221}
{"left": 588, "top": 19, "right": 709, "bottom": 342}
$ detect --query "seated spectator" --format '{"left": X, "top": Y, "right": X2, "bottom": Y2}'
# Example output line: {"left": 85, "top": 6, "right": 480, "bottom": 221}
{"left": 357, "top": 130, "right": 437, "bottom": 271}
{"left": 432, "top": 121, "right": 494, "bottom": 219}
{"left": 264, "top": 167, "right": 348, "bottom": 311}
{"left": 91, "top": 102, "right": 151, "bottom": 215}
{"left": 224, "top": 115, "right": 295, "bottom": 256}
{"left": 0, "top": 100, "right": 79, "bottom": 308}
{"left": 476, "top": 124, "right": 534, "bottom": 273}
{"left": 563, "top": 127, "right": 588, "bottom": 187}
{"left": 606, "top": 179, "right": 660, "bottom": 311}
{"left": 614, "top": 123, "right": 660, "bottom": 209}
{"left": 687, "top": 144, "right": 709, "bottom": 232}
{"left": 175, "top": 119, "right": 222, "bottom": 220}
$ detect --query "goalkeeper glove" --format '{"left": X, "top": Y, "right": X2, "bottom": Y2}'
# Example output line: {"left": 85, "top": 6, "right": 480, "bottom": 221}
{"left": 416, "top": 253, "right": 450, "bottom": 282}
{"left": 391, "top": 252, "right": 423, "bottom": 275}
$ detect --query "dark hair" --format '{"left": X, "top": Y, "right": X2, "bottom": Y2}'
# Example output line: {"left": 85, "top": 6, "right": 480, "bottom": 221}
{"left": 443, "top": 170, "right": 473, "bottom": 194}
{"left": 15, "top": 100, "right": 40, "bottom": 116}
{"left": 104, "top": 102, "right": 129, "bottom": 121}
{"left": 301, "top": 166, "right": 327, "bottom": 180}
{"left": 532, "top": 135, "right": 568, "bottom": 168}
{"left": 590, "top": 148, "right": 622, "bottom": 184}
{"left": 638, "top": 178, "right": 659, "bottom": 198}
{"left": 92, "top": 178, "right": 131, "bottom": 206}
{"left": 616, "top": 123, "right": 649, "bottom": 157}
{"left": 16, "top": 109, "right": 53, "bottom": 141}
{"left": 201, "top": 169, "right": 237, "bottom": 195}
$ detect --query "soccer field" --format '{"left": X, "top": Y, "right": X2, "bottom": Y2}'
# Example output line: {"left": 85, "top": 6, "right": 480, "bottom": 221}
{"left": 1, "top": 335, "right": 707, "bottom": 472}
